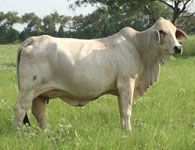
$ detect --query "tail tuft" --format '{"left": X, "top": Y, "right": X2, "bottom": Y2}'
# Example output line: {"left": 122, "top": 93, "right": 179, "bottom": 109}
{"left": 23, "top": 113, "right": 30, "bottom": 126}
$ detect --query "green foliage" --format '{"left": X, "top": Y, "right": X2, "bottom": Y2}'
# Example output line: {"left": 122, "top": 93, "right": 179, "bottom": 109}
{"left": 70, "top": 9, "right": 113, "bottom": 38}
{"left": 75, "top": 0, "right": 155, "bottom": 13}
{"left": 0, "top": 36, "right": 194, "bottom": 149}
{"left": 42, "top": 12, "right": 59, "bottom": 36}
{"left": 0, "top": 11, "right": 20, "bottom": 44}
{"left": 0, "top": 11, "right": 73, "bottom": 43}
{"left": 20, "top": 12, "right": 42, "bottom": 39}
{"left": 72, "top": 0, "right": 193, "bottom": 39}
{"left": 0, "top": 26, "right": 20, "bottom": 44}
{"left": 4, "top": 11, "right": 21, "bottom": 27}
{"left": 69, "top": 8, "right": 150, "bottom": 39}
{"left": 75, "top": 0, "right": 195, "bottom": 24}
{"left": 182, "top": 35, "right": 195, "bottom": 56}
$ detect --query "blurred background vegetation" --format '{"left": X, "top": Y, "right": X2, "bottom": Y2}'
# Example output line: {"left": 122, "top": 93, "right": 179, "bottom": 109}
{"left": 0, "top": 0, "right": 195, "bottom": 44}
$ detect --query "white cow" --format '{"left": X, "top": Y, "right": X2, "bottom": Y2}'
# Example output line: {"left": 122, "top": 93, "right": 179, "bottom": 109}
{"left": 13, "top": 18, "right": 187, "bottom": 131}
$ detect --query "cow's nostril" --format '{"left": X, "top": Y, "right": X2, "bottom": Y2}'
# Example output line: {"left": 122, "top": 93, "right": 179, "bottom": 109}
{"left": 174, "top": 46, "right": 182, "bottom": 54}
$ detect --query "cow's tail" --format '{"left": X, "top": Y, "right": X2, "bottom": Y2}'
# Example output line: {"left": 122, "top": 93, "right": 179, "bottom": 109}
{"left": 17, "top": 37, "right": 34, "bottom": 126}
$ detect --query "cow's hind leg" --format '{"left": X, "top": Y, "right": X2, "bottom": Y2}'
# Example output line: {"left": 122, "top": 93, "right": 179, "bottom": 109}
{"left": 32, "top": 96, "right": 48, "bottom": 128}
{"left": 13, "top": 91, "right": 34, "bottom": 128}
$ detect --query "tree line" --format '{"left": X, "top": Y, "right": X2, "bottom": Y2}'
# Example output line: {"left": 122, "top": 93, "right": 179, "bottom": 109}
{"left": 0, "top": 0, "right": 195, "bottom": 44}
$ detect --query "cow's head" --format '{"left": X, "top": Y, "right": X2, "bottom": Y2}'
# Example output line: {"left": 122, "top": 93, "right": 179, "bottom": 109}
{"left": 153, "top": 17, "right": 187, "bottom": 55}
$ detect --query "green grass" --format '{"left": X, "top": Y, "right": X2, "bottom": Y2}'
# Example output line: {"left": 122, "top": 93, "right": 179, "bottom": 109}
{"left": 0, "top": 37, "right": 195, "bottom": 150}
{"left": 182, "top": 34, "right": 195, "bottom": 56}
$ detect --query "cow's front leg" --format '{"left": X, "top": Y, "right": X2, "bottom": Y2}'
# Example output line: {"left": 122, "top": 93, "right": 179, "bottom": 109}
{"left": 117, "top": 77, "right": 135, "bottom": 131}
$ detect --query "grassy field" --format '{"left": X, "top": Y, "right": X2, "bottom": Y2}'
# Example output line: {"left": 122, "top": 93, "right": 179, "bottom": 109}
{"left": 0, "top": 36, "right": 195, "bottom": 150}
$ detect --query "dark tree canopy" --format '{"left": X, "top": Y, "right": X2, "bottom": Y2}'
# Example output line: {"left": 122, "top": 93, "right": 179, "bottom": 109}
{"left": 0, "top": 11, "right": 20, "bottom": 44}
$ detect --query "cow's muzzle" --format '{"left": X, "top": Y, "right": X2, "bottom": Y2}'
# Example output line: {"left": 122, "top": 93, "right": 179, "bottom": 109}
{"left": 174, "top": 45, "right": 183, "bottom": 55}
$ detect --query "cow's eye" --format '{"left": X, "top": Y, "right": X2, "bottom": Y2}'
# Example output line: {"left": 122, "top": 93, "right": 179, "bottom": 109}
{"left": 159, "top": 30, "right": 166, "bottom": 35}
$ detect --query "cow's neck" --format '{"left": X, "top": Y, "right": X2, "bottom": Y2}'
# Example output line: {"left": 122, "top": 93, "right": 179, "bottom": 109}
{"left": 134, "top": 28, "right": 161, "bottom": 70}
{"left": 131, "top": 28, "right": 162, "bottom": 98}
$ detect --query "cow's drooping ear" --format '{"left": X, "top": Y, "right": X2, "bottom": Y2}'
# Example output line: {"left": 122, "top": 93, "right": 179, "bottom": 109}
{"left": 153, "top": 29, "right": 161, "bottom": 43}
{"left": 176, "top": 28, "right": 188, "bottom": 41}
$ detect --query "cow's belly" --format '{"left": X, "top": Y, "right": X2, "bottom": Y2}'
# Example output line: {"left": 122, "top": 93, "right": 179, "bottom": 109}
{"left": 40, "top": 89, "right": 91, "bottom": 106}
{"left": 40, "top": 87, "right": 117, "bottom": 106}
{"left": 53, "top": 75, "right": 117, "bottom": 99}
